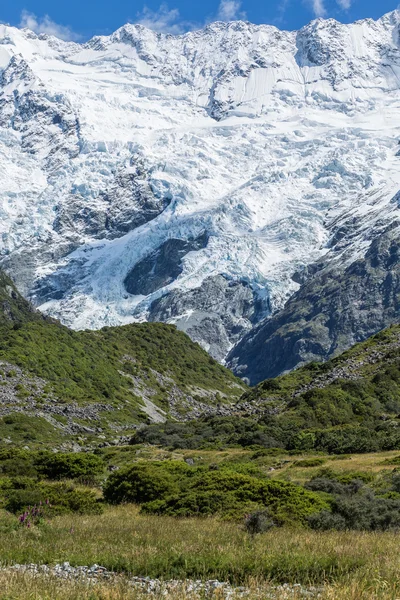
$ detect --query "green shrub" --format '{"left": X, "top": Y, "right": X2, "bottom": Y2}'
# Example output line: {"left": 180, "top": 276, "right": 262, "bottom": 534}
{"left": 310, "top": 467, "right": 374, "bottom": 484}
{"left": 3, "top": 480, "right": 102, "bottom": 516}
{"left": 307, "top": 510, "right": 347, "bottom": 531}
{"left": 0, "top": 457, "right": 37, "bottom": 477}
{"left": 306, "top": 470, "right": 400, "bottom": 531}
{"left": 5, "top": 489, "right": 45, "bottom": 514}
{"left": 142, "top": 470, "right": 328, "bottom": 524}
{"left": 142, "top": 490, "right": 255, "bottom": 519}
{"left": 325, "top": 492, "right": 400, "bottom": 531}
{"left": 45, "top": 484, "right": 102, "bottom": 515}
{"left": 36, "top": 452, "right": 104, "bottom": 482}
{"left": 244, "top": 510, "right": 276, "bottom": 534}
{"left": 305, "top": 477, "right": 363, "bottom": 496}
{"left": 104, "top": 463, "right": 178, "bottom": 505}
{"left": 251, "top": 448, "right": 288, "bottom": 459}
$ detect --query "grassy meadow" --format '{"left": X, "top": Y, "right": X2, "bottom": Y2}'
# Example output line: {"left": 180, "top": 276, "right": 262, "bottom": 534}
{"left": 1, "top": 505, "right": 400, "bottom": 599}
{"left": 2, "top": 448, "right": 400, "bottom": 598}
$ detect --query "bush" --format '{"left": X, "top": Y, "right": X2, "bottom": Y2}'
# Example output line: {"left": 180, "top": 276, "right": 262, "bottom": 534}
{"left": 142, "top": 490, "right": 254, "bottom": 519}
{"left": 244, "top": 510, "right": 275, "bottom": 534}
{"left": 5, "top": 489, "right": 45, "bottom": 514}
{"left": 3, "top": 480, "right": 102, "bottom": 516}
{"left": 327, "top": 492, "right": 400, "bottom": 531}
{"left": 305, "top": 477, "right": 364, "bottom": 496}
{"left": 251, "top": 448, "right": 288, "bottom": 459}
{"left": 142, "top": 470, "right": 328, "bottom": 524}
{"left": 104, "top": 463, "right": 178, "bottom": 505}
{"left": 306, "top": 471, "right": 400, "bottom": 531}
{"left": 0, "top": 448, "right": 38, "bottom": 478}
{"left": 48, "top": 484, "right": 102, "bottom": 515}
{"left": 36, "top": 452, "right": 104, "bottom": 482}
{"left": 307, "top": 510, "right": 347, "bottom": 531}
{"left": 307, "top": 467, "right": 373, "bottom": 484}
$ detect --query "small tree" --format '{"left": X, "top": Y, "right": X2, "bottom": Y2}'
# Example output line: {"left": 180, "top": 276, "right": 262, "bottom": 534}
{"left": 103, "top": 463, "right": 178, "bottom": 505}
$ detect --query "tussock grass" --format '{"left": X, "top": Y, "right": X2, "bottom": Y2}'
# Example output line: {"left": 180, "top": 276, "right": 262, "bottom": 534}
{"left": 120, "top": 447, "right": 400, "bottom": 484}
{"left": 1, "top": 506, "right": 400, "bottom": 598}
{"left": 0, "top": 506, "right": 395, "bottom": 584}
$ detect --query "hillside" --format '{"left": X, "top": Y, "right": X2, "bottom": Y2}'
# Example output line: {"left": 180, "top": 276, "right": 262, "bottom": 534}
{"left": 0, "top": 273, "right": 245, "bottom": 449}
{"left": 136, "top": 323, "right": 400, "bottom": 454}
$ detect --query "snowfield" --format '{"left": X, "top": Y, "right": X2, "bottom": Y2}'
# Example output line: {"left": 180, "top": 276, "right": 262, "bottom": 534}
{"left": 0, "top": 12, "right": 400, "bottom": 359}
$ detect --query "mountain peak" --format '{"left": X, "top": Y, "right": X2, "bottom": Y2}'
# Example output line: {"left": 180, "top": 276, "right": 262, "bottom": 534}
{"left": 0, "top": 11, "right": 400, "bottom": 368}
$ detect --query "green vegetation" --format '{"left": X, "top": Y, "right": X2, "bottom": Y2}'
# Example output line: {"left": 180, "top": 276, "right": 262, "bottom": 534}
{"left": 3, "top": 444, "right": 400, "bottom": 532}
{"left": 135, "top": 324, "right": 400, "bottom": 454}
{"left": 3, "top": 447, "right": 400, "bottom": 597}
{"left": 35, "top": 451, "right": 104, "bottom": 482}
{"left": 0, "top": 414, "right": 62, "bottom": 446}
{"left": 104, "top": 463, "right": 179, "bottom": 505}
{"left": 0, "top": 271, "right": 245, "bottom": 445}
{"left": 0, "top": 478, "right": 102, "bottom": 517}
{"left": 2, "top": 505, "right": 400, "bottom": 599}
{"left": 0, "top": 272, "right": 45, "bottom": 326}
{"left": 0, "top": 321, "right": 243, "bottom": 406}
{"left": 0, "top": 448, "right": 104, "bottom": 482}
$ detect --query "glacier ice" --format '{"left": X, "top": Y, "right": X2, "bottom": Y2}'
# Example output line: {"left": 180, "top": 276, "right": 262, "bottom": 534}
{"left": 0, "top": 13, "right": 400, "bottom": 359}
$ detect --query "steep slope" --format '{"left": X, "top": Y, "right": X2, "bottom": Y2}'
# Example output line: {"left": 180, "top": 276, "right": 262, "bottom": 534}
{"left": 0, "top": 271, "right": 45, "bottom": 325}
{"left": 229, "top": 214, "right": 400, "bottom": 383}
{"left": 0, "top": 13, "right": 400, "bottom": 361}
{"left": 136, "top": 324, "right": 400, "bottom": 454}
{"left": 0, "top": 272, "right": 245, "bottom": 448}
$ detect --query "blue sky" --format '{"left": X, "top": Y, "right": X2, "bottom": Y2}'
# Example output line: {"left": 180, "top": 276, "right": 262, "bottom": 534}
{"left": 0, "top": 0, "right": 398, "bottom": 41}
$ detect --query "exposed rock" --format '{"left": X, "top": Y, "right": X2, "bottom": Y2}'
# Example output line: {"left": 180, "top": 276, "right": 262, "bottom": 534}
{"left": 2, "top": 562, "right": 322, "bottom": 597}
{"left": 228, "top": 223, "right": 400, "bottom": 384}
{"left": 53, "top": 160, "right": 171, "bottom": 242}
{"left": 149, "top": 275, "right": 270, "bottom": 361}
{"left": 124, "top": 232, "right": 209, "bottom": 296}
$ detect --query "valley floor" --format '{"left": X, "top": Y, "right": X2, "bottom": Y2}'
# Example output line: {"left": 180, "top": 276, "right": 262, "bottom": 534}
{"left": 1, "top": 505, "right": 400, "bottom": 599}
{"left": 2, "top": 449, "right": 400, "bottom": 599}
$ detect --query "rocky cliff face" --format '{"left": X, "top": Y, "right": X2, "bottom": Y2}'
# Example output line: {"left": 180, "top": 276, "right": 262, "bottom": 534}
{"left": 0, "top": 14, "right": 400, "bottom": 361}
{"left": 149, "top": 275, "right": 270, "bottom": 361}
{"left": 228, "top": 214, "right": 400, "bottom": 384}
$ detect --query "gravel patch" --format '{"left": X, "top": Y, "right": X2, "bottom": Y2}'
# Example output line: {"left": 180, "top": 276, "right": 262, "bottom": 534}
{"left": 3, "top": 562, "right": 323, "bottom": 598}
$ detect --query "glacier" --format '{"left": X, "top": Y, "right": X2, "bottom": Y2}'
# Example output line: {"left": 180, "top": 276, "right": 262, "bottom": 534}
{"left": 0, "top": 12, "right": 400, "bottom": 360}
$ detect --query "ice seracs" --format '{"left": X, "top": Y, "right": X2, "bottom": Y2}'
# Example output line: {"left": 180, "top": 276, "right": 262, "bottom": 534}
{"left": 0, "top": 12, "right": 400, "bottom": 360}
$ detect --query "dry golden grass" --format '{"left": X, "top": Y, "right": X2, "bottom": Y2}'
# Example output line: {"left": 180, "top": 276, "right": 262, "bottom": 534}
{"left": 3, "top": 448, "right": 400, "bottom": 599}
{"left": 161, "top": 448, "right": 400, "bottom": 484}
{"left": 1, "top": 505, "right": 400, "bottom": 599}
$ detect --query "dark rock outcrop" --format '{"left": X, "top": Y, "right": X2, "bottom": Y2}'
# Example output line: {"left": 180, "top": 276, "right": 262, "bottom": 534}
{"left": 53, "top": 160, "right": 172, "bottom": 241}
{"left": 149, "top": 274, "right": 270, "bottom": 362}
{"left": 124, "top": 232, "right": 209, "bottom": 296}
{"left": 228, "top": 224, "right": 400, "bottom": 384}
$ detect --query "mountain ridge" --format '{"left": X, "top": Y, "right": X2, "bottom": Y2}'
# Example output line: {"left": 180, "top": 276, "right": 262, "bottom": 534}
{"left": 0, "top": 11, "right": 400, "bottom": 369}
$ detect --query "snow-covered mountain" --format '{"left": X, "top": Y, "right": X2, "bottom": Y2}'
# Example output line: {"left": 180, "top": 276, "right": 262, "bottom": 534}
{"left": 1, "top": 12, "right": 400, "bottom": 362}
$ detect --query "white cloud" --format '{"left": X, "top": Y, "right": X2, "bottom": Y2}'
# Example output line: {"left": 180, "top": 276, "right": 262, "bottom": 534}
{"left": 336, "top": 0, "right": 351, "bottom": 9}
{"left": 274, "top": 0, "right": 290, "bottom": 24}
{"left": 19, "top": 10, "right": 80, "bottom": 41}
{"left": 311, "top": 0, "right": 327, "bottom": 17}
{"left": 216, "top": 0, "right": 246, "bottom": 21}
{"left": 135, "top": 4, "right": 189, "bottom": 34}
{"left": 134, "top": 1, "right": 246, "bottom": 35}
